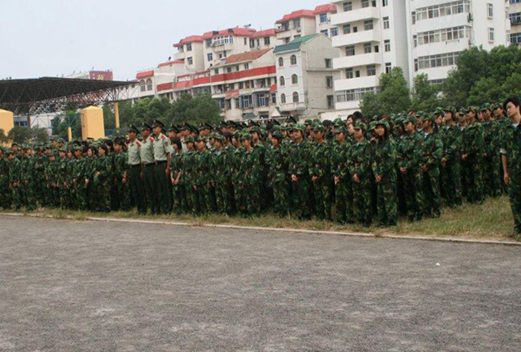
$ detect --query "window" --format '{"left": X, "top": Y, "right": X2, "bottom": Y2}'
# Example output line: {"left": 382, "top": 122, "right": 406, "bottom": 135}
{"left": 346, "top": 68, "right": 354, "bottom": 79}
{"left": 367, "top": 65, "right": 376, "bottom": 76}
{"left": 331, "top": 27, "right": 338, "bottom": 37}
{"left": 487, "top": 3, "right": 493, "bottom": 18}
{"left": 244, "top": 38, "right": 248, "bottom": 45}
{"left": 139, "top": 80, "right": 146, "bottom": 92}
{"left": 374, "top": 45, "right": 379, "bottom": 53}
{"left": 343, "top": 1, "right": 352, "bottom": 11}
{"left": 186, "top": 43, "right": 192, "bottom": 51}
{"left": 364, "top": 20, "right": 373, "bottom": 31}
{"left": 320, "top": 13, "right": 328, "bottom": 23}
{"left": 325, "top": 58, "right": 332, "bottom": 68}
{"left": 281, "top": 93, "right": 286, "bottom": 104}
{"left": 327, "top": 95, "right": 334, "bottom": 109}
{"left": 326, "top": 76, "right": 333, "bottom": 88}
{"left": 290, "top": 55, "right": 297, "bottom": 65}
{"left": 187, "top": 57, "right": 193, "bottom": 65}
{"left": 355, "top": 70, "right": 360, "bottom": 78}
{"left": 278, "top": 57, "right": 284, "bottom": 67}
{"left": 385, "top": 62, "right": 392, "bottom": 74}
{"left": 346, "top": 46, "right": 355, "bottom": 56}
{"left": 146, "top": 79, "right": 153, "bottom": 91}
{"left": 264, "top": 37, "right": 270, "bottom": 46}
{"left": 321, "top": 29, "right": 329, "bottom": 36}
{"left": 414, "top": 1, "right": 471, "bottom": 23}
{"left": 244, "top": 63, "right": 249, "bottom": 70}
{"left": 279, "top": 76, "right": 285, "bottom": 86}
{"left": 382, "top": 0, "right": 388, "bottom": 6}
{"left": 488, "top": 27, "right": 495, "bottom": 42}
{"left": 384, "top": 40, "right": 391, "bottom": 52}
{"left": 205, "top": 39, "right": 212, "bottom": 47}
{"left": 293, "top": 19, "right": 301, "bottom": 29}
{"left": 214, "top": 69, "right": 219, "bottom": 75}
{"left": 207, "top": 53, "right": 213, "bottom": 62}
{"left": 343, "top": 24, "right": 351, "bottom": 34}
{"left": 364, "top": 42, "right": 372, "bottom": 53}
{"left": 291, "top": 74, "right": 298, "bottom": 84}
{"left": 362, "top": 0, "right": 369, "bottom": 8}
{"left": 415, "top": 51, "right": 461, "bottom": 71}
{"left": 383, "top": 17, "right": 389, "bottom": 29}
{"left": 510, "top": 12, "right": 521, "bottom": 25}
{"left": 227, "top": 67, "right": 232, "bottom": 73}
{"left": 511, "top": 32, "right": 521, "bottom": 44}
{"left": 292, "top": 92, "right": 299, "bottom": 103}
{"left": 336, "top": 87, "right": 377, "bottom": 102}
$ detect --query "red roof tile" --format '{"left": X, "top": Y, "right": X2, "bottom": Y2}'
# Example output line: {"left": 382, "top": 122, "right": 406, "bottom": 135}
{"left": 173, "top": 35, "right": 204, "bottom": 48}
{"left": 224, "top": 48, "right": 272, "bottom": 65}
{"left": 252, "top": 28, "right": 277, "bottom": 38}
{"left": 158, "top": 59, "right": 184, "bottom": 67}
{"left": 276, "top": 10, "right": 316, "bottom": 24}
{"left": 136, "top": 70, "right": 154, "bottom": 79}
{"left": 314, "top": 3, "right": 337, "bottom": 14}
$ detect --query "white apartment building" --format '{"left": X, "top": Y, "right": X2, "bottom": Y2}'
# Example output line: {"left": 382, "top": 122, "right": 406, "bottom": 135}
{"left": 407, "top": 0, "right": 510, "bottom": 83}
{"left": 509, "top": 0, "right": 521, "bottom": 45}
{"left": 274, "top": 34, "right": 339, "bottom": 118}
{"left": 331, "top": 0, "right": 510, "bottom": 116}
{"left": 331, "top": 0, "right": 409, "bottom": 115}
{"left": 276, "top": 5, "right": 339, "bottom": 44}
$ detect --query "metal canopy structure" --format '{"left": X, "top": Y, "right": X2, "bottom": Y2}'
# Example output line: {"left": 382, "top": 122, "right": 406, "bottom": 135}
{"left": 0, "top": 77, "right": 133, "bottom": 115}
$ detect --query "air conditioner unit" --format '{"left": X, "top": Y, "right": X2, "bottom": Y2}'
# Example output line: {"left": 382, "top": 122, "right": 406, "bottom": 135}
{"left": 296, "top": 28, "right": 302, "bottom": 33}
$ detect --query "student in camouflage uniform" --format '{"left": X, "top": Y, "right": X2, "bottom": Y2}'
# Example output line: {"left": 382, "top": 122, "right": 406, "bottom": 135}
{"left": 193, "top": 136, "right": 212, "bottom": 214}
{"left": 266, "top": 131, "right": 289, "bottom": 217}
{"left": 397, "top": 117, "right": 424, "bottom": 221}
{"left": 348, "top": 122, "right": 373, "bottom": 227}
{"left": 237, "top": 133, "right": 262, "bottom": 216}
{"left": 420, "top": 114, "right": 443, "bottom": 218}
{"left": 0, "top": 149, "right": 9, "bottom": 209}
{"left": 332, "top": 126, "right": 353, "bottom": 224}
{"left": 309, "top": 124, "right": 333, "bottom": 220}
{"left": 461, "top": 107, "right": 485, "bottom": 203}
{"left": 440, "top": 108, "right": 463, "bottom": 207}
{"left": 288, "top": 125, "right": 311, "bottom": 220}
{"left": 92, "top": 144, "right": 112, "bottom": 212}
{"left": 480, "top": 104, "right": 502, "bottom": 198}
{"left": 501, "top": 97, "right": 521, "bottom": 239}
{"left": 371, "top": 120, "right": 398, "bottom": 226}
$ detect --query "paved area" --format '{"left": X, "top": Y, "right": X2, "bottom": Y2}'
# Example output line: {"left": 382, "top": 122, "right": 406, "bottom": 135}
{"left": 0, "top": 215, "right": 520, "bottom": 352}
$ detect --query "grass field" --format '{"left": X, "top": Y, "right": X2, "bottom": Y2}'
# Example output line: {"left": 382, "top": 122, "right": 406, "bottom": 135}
{"left": 4, "top": 196, "right": 516, "bottom": 242}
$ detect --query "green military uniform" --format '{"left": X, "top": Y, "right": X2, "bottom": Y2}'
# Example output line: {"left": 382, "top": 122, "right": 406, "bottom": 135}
{"left": 127, "top": 129, "right": 146, "bottom": 214}
{"left": 152, "top": 121, "right": 172, "bottom": 214}
{"left": 500, "top": 121, "right": 521, "bottom": 238}
{"left": 309, "top": 125, "right": 333, "bottom": 220}
{"left": 266, "top": 132, "right": 289, "bottom": 217}
{"left": 140, "top": 123, "right": 156, "bottom": 214}
{"left": 420, "top": 117, "right": 443, "bottom": 217}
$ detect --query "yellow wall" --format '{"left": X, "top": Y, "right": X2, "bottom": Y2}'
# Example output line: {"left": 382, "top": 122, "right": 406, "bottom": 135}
{"left": 0, "top": 109, "right": 14, "bottom": 136}
{"left": 80, "top": 106, "right": 105, "bottom": 141}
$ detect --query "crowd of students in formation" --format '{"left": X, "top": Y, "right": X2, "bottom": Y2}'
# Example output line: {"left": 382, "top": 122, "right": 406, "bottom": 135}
{"left": 0, "top": 97, "right": 520, "bottom": 238}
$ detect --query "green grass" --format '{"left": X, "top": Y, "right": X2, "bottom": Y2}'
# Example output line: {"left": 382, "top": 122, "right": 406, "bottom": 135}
{"left": 2, "top": 196, "right": 515, "bottom": 241}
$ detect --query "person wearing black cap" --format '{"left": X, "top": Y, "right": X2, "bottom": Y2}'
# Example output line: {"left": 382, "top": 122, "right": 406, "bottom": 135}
{"left": 140, "top": 122, "right": 156, "bottom": 214}
{"left": 126, "top": 125, "right": 146, "bottom": 214}
{"left": 152, "top": 119, "right": 173, "bottom": 214}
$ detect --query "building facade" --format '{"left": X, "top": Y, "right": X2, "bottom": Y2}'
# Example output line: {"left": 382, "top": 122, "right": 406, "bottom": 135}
{"left": 274, "top": 34, "right": 339, "bottom": 118}
{"left": 330, "top": 0, "right": 510, "bottom": 116}
{"left": 510, "top": 0, "right": 521, "bottom": 45}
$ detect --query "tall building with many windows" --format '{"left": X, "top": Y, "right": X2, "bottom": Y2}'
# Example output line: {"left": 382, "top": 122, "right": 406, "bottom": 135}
{"left": 510, "top": 0, "right": 521, "bottom": 45}
{"left": 406, "top": 0, "right": 510, "bottom": 84}
{"left": 331, "top": 0, "right": 409, "bottom": 114}
{"left": 330, "top": 0, "right": 510, "bottom": 115}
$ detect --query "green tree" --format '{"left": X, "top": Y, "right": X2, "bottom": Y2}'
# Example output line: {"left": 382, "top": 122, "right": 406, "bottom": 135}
{"left": 0, "top": 128, "right": 8, "bottom": 144}
{"left": 360, "top": 67, "right": 411, "bottom": 118}
{"left": 8, "top": 126, "right": 32, "bottom": 144}
{"left": 411, "top": 73, "right": 441, "bottom": 112}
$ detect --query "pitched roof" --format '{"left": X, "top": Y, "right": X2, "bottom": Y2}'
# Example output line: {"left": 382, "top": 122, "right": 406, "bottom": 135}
{"left": 173, "top": 35, "right": 204, "bottom": 48}
{"left": 314, "top": 4, "right": 337, "bottom": 14}
{"left": 273, "top": 34, "right": 318, "bottom": 54}
{"left": 224, "top": 48, "right": 272, "bottom": 65}
{"left": 276, "top": 9, "right": 316, "bottom": 24}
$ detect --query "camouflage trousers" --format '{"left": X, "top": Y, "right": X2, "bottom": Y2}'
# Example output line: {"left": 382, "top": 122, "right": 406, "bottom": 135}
{"left": 461, "top": 157, "right": 484, "bottom": 203}
{"left": 214, "top": 180, "right": 234, "bottom": 215}
{"left": 290, "top": 177, "right": 311, "bottom": 220}
{"left": 172, "top": 184, "right": 188, "bottom": 214}
{"left": 375, "top": 173, "right": 398, "bottom": 226}
{"left": 91, "top": 178, "right": 111, "bottom": 212}
{"left": 352, "top": 177, "right": 372, "bottom": 226}
{"left": 272, "top": 179, "right": 290, "bottom": 217}
{"left": 441, "top": 160, "right": 462, "bottom": 207}
{"left": 399, "top": 171, "right": 423, "bottom": 221}
{"left": 334, "top": 178, "right": 353, "bottom": 224}
{"left": 483, "top": 154, "right": 501, "bottom": 198}
{"left": 0, "top": 179, "right": 10, "bottom": 209}
{"left": 235, "top": 180, "right": 261, "bottom": 216}
{"left": 312, "top": 177, "right": 332, "bottom": 220}
{"left": 422, "top": 166, "right": 441, "bottom": 217}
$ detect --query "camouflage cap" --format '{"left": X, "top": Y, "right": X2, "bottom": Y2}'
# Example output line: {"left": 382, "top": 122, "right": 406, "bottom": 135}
{"left": 185, "top": 136, "right": 195, "bottom": 144}
{"left": 354, "top": 121, "right": 366, "bottom": 131}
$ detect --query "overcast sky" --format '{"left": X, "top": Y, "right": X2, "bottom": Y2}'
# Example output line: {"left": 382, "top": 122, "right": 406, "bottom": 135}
{"left": 1, "top": 0, "right": 326, "bottom": 81}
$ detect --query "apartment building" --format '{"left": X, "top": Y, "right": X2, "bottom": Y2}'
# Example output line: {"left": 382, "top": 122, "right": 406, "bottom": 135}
{"left": 331, "top": 0, "right": 409, "bottom": 114}
{"left": 510, "top": 0, "right": 521, "bottom": 45}
{"left": 330, "top": 0, "right": 510, "bottom": 116}
{"left": 274, "top": 34, "right": 339, "bottom": 118}
{"left": 406, "top": 0, "right": 510, "bottom": 84}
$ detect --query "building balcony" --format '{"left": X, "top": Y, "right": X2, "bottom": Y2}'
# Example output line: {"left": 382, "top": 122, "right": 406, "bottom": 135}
{"left": 333, "top": 53, "right": 381, "bottom": 70}
{"left": 278, "top": 102, "right": 306, "bottom": 112}
{"left": 413, "top": 38, "right": 469, "bottom": 58}
{"left": 332, "top": 6, "right": 380, "bottom": 26}
{"left": 332, "top": 29, "right": 381, "bottom": 47}
{"left": 334, "top": 75, "right": 379, "bottom": 91}
{"left": 175, "top": 51, "right": 186, "bottom": 60}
